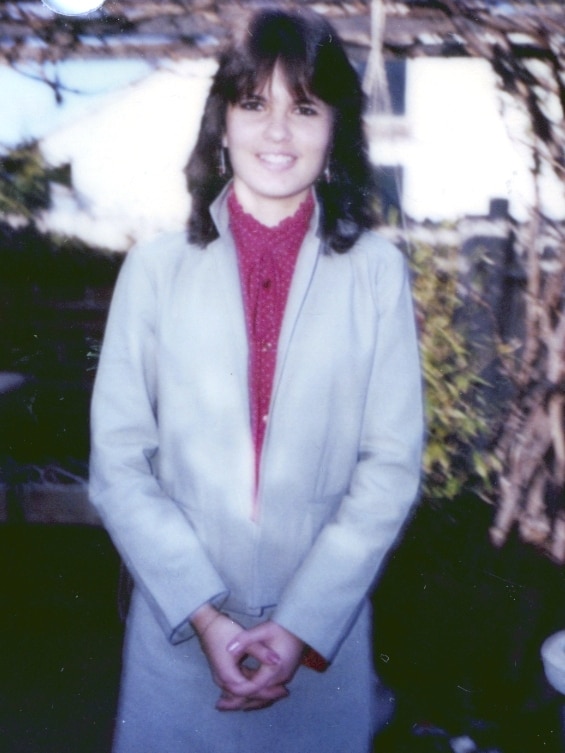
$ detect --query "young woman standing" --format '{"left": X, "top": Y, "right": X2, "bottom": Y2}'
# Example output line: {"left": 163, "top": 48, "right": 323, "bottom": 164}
{"left": 90, "top": 8, "right": 423, "bottom": 752}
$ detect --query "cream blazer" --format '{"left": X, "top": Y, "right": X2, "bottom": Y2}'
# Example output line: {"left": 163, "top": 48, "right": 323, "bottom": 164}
{"left": 89, "top": 189, "right": 423, "bottom": 661}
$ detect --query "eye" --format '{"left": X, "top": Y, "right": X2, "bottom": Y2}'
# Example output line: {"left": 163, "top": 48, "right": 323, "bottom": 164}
{"left": 238, "top": 97, "right": 264, "bottom": 112}
{"left": 295, "top": 101, "right": 319, "bottom": 117}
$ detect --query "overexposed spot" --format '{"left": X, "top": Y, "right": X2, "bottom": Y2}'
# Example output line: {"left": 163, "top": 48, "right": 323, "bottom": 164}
{"left": 368, "top": 57, "right": 563, "bottom": 222}
{"left": 404, "top": 58, "right": 530, "bottom": 220}
{"left": 42, "top": 0, "right": 104, "bottom": 15}
{"left": 0, "top": 59, "right": 152, "bottom": 149}
{"left": 41, "top": 59, "right": 217, "bottom": 248}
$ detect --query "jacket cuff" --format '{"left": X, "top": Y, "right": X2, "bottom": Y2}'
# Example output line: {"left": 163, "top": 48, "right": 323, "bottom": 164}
{"left": 170, "top": 590, "right": 229, "bottom": 644}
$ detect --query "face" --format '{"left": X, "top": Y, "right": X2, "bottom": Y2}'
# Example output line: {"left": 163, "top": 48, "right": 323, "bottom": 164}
{"left": 224, "top": 65, "right": 334, "bottom": 225}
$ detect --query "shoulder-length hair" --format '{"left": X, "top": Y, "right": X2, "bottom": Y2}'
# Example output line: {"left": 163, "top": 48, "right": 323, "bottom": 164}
{"left": 185, "top": 8, "right": 376, "bottom": 253}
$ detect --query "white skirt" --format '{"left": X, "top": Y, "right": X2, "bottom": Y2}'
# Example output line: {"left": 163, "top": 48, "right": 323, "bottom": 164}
{"left": 112, "top": 589, "right": 381, "bottom": 753}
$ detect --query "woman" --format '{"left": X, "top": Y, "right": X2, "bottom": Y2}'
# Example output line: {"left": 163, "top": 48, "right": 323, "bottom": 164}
{"left": 90, "top": 8, "right": 423, "bottom": 753}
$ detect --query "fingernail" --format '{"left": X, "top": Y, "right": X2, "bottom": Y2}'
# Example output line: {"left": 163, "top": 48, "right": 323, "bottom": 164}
{"left": 227, "top": 640, "right": 240, "bottom": 653}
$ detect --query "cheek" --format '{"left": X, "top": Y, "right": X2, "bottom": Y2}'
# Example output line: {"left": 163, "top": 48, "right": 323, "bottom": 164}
{"left": 307, "top": 120, "right": 333, "bottom": 155}
{"left": 224, "top": 109, "right": 244, "bottom": 149}
{"left": 309, "top": 133, "right": 332, "bottom": 166}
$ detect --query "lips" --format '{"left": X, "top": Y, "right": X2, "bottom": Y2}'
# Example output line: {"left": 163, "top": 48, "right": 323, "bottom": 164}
{"left": 258, "top": 153, "right": 296, "bottom": 168}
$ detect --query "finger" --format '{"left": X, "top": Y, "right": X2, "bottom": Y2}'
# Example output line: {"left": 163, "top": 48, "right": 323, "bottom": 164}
{"left": 216, "top": 696, "right": 272, "bottom": 712}
{"left": 242, "top": 699, "right": 274, "bottom": 711}
{"left": 241, "top": 683, "right": 288, "bottom": 710}
{"left": 239, "top": 640, "right": 281, "bottom": 667}
{"left": 216, "top": 685, "right": 288, "bottom": 712}
{"left": 215, "top": 691, "right": 278, "bottom": 712}
{"left": 222, "top": 663, "right": 281, "bottom": 698}
{"left": 236, "top": 667, "right": 288, "bottom": 702}
{"left": 212, "top": 662, "right": 252, "bottom": 692}
{"left": 216, "top": 694, "right": 247, "bottom": 711}
{"left": 216, "top": 688, "right": 254, "bottom": 712}
{"left": 250, "top": 683, "right": 289, "bottom": 703}
{"left": 227, "top": 682, "right": 288, "bottom": 702}
{"left": 226, "top": 625, "right": 270, "bottom": 658}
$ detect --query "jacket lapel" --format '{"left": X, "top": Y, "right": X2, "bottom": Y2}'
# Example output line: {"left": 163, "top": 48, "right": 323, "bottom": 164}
{"left": 209, "top": 190, "right": 250, "bottom": 410}
{"left": 272, "top": 207, "right": 322, "bottom": 401}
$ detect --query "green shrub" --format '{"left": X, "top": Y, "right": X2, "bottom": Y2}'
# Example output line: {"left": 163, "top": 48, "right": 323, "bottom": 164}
{"left": 410, "top": 241, "right": 499, "bottom": 500}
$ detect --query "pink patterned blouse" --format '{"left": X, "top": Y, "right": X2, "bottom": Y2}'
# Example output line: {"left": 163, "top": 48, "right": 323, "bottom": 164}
{"left": 228, "top": 188, "right": 314, "bottom": 500}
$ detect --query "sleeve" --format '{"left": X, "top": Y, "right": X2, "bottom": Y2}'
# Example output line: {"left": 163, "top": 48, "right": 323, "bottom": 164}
{"left": 89, "top": 244, "right": 228, "bottom": 644}
{"left": 272, "top": 245, "right": 423, "bottom": 661}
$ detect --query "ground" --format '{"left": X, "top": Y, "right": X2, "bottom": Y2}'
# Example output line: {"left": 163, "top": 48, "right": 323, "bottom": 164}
{"left": 0, "top": 494, "right": 563, "bottom": 752}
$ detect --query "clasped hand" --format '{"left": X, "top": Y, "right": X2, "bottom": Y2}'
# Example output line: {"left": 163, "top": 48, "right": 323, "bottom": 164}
{"left": 194, "top": 608, "right": 304, "bottom": 712}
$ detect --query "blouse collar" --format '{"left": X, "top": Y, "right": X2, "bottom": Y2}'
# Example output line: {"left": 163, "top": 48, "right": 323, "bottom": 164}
{"left": 209, "top": 181, "right": 322, "bottom": 245}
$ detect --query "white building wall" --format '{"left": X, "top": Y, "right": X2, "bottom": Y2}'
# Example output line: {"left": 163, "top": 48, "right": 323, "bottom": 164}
{"left": 2, "top": 54, "right": 563, "bottom": 249}
{"left": 368, "top": 57, "right": 564, "bottom": 223}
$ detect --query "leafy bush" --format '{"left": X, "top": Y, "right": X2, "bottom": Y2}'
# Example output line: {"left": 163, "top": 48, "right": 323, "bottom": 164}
{"left": 410, "top": 240, "right": 499, "bottom": 500}
{"left": 0, "top": 142, "right": 70, "bottom": 220}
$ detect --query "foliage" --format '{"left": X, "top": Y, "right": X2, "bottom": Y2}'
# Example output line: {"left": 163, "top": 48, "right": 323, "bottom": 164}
{"left": 0, "top": 142, "right": 121, "bottom": 473}
{"left": 410, "top": 241, "right": 498, "bottom": 501}
{"left": 367, "top": 0, "right": 565, "bottom": 558}
{"left": 409, "top": 0, "right": 565, "bottom": 559}
{"left": 0, "top": 142, "right": 71, "bottom": 221}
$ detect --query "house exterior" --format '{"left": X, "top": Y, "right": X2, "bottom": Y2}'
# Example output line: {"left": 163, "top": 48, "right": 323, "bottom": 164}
{"left": 2, "top": 1, "right": 564, "bottom": 247}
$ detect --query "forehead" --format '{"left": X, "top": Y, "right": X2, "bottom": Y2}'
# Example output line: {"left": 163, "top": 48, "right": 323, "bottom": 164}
{"left": 251, "top": 66, "right": 318, "bottom": 101}
{"left": 230, "top": 56, "right": 317, "bottom": 103}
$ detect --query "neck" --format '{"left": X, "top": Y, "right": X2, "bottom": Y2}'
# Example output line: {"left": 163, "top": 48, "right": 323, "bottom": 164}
{"left": 231, "top": 183, "right": 312, "bottom": 228}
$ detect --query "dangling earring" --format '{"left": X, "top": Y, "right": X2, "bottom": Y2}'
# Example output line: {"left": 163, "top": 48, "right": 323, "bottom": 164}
{"left": 219, "top": 147, "right": 228, "bottom": 177}
{"left": 323, "top": 163, "right": 331, "bottom": 183}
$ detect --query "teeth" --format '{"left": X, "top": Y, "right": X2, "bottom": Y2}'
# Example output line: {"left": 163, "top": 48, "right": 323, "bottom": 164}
{"left": 260, "top": 154, "right": 293, "bottom": 165}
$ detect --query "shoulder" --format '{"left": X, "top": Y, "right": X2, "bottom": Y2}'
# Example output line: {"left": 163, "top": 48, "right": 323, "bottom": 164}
{"left": 345, "top": 229, "right": 409, "bottom": 281}
{"left": 126, "top": 231, "right": 197, "bottom": 268}
{"left": 349, "top": 229, "right": 405, "bottom": 265}
{"left": 121, "top": 231, "right": 207, "bottom": 285}
{"left": 344, "top": 230, "right": 414, "bottom": 313}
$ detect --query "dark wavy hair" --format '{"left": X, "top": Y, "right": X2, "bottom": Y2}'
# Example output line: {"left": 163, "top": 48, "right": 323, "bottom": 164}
{"left": 185, "top": 8, "right": 376, "bottom": 253}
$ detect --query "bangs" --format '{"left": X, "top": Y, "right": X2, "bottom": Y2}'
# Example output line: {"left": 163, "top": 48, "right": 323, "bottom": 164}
{"left": 227, "top": 56, "right": 316, "bottom": 104}
{"left": 219, "top": 9, "right": 332, "bottom": 105}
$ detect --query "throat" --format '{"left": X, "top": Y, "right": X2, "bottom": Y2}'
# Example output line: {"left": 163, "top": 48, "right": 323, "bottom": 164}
{"left": 231, "top": 185, "right": 312, "bottom": 228}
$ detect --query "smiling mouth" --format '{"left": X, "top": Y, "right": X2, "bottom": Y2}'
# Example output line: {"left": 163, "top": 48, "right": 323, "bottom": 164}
{"left": 258, "top": 153, "right": 295, "bottom": 167}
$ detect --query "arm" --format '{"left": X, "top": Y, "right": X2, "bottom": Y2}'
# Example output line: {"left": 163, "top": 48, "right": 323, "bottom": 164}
{"left": 89, "top": 242, "right": 228, "bottom": 643}
{"left": 271, "top": 245, "right": 423, "bottom": 661}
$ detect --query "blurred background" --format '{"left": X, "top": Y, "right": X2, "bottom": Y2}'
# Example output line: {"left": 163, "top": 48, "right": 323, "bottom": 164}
{"left": 1, "top": 1, "right": 565, "bottom": 751}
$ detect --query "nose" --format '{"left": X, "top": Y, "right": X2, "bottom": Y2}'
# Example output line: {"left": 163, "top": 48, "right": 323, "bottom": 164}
{"left": 263, "top": 108, "right": 291, "bottom": 142}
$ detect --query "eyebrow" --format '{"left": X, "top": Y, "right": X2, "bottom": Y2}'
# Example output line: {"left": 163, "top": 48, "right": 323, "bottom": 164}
{"left": 238, "top": 92, "right": 264, "bottom": 103}
{"left": 242, "top": 91, "right": 318, "bottom": 105}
